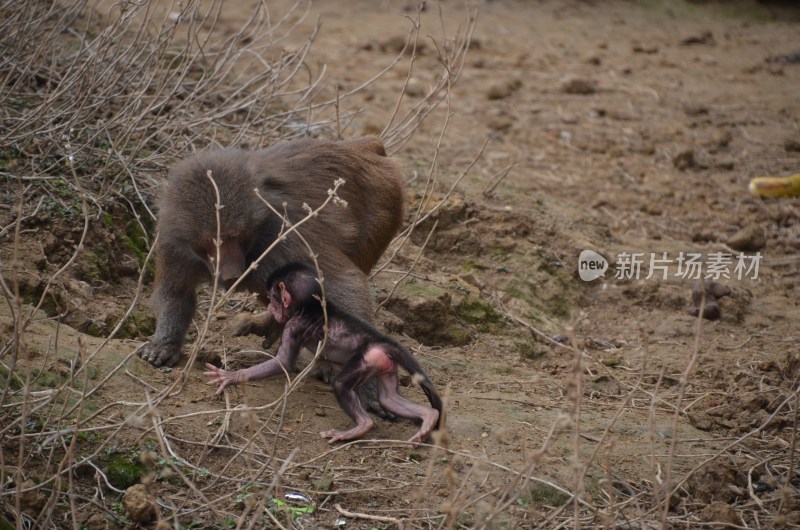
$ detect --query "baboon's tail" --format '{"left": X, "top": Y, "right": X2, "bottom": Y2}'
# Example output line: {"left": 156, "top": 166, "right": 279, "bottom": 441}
{"left": 396, "top": 347, "right": 444, "bottom": 429}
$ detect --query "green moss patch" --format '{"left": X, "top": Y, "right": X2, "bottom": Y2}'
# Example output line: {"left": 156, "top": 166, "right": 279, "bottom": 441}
{"left": 105, "top": 453, "right": 146, "bottom": 489}
{"left": 455, "top": 296, "right": 504, "bottom": 333}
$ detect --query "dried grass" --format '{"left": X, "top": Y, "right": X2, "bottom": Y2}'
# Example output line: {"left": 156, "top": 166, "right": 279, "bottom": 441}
{"left": 1, "top": 1, "right": 798, "bottom": 529}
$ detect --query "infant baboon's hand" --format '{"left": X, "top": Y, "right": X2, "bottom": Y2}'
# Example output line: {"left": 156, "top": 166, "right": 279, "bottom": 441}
{"left": 203, "top": 363, "right": 241, "bottom": 395}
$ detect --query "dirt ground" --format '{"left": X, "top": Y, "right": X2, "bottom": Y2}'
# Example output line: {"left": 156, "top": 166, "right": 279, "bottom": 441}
{"left": 2, "top": 0, "right": 800, "bottom": 528}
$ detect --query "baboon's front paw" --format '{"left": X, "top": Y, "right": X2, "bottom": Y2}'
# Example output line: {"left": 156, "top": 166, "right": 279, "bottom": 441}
{"left": 137, "top": 341, "right": 181, "bottom": 367}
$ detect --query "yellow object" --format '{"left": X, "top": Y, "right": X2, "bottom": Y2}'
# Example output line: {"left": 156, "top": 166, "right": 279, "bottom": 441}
{"left": 748, "top": 172, "right": 800, "bottom": 198}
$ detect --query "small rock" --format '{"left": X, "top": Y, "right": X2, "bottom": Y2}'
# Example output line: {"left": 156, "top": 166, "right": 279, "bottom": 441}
{"left": 766, "top": 50, "right": 800, "bottom": 64}
{"left": 379, "top": 310, "right": 405, "bottom": 335}
{"left": 362, "top": 120, "right": 382, "bottom": 136}
{"left": 467, "top": 37, "right": 482, "bottom": 50}
{"left": 560, "top": 112, "right": 579, "bottom": 124}
{"left": 632, "top": 42, "right": 658, "bottom": 54}
{"left": 606, "top": 108, "right": 637, "bottom": 121}
{"left": 640, "top": 202, "right": 662, "bottom": 216}
{"left": 66, "top": 278, "right": 94, "bottom": 298}
{"left": 767, "top": 64, "right": 784, "bottom": 76}
{"left": 688, "top": 301, "right": 721, "bottom": 320}
{"left": 672, "top": 149, "right": 697, "bottom": 170}
{"left": 84, "top": 513, "right": 113, "bottom": 530}
{"left": 742, "top": 63, "right": 762, "bottom": 75}
{"left": 402, "top": 2, "right": 427, "bottom": 13}
{"left": 313, "top": 407, "right": 326, "bottom": 417}
{"left": 688, "top": 411, "right": 714, "bottom": 431}
{"left": 687, "top": 462, "right": 741, "bottom": 503}
{"left": 688, "top": 280, "right": 730, "bottom": 320}
{"left": 560, "top": 77, "right": 597, "bottom": 95}
{"left": 708, "top": 282, "right": 731, "bottom": 300}
{"left": 459, "top": 272, "right": 483, "bottom": 289}
{"left": 653, "top": 315, "right": 697, "bottom": 338}
{"left": 487, "top": 78, "right": 521, "bottom": 100}
{"left": 701, "top": 501, "right": 740, "bottom": 525}
{"left": 404, "top": 80, "right": 425, "bottom": 97}
{"left": 18, "top": 480, "right": 46, "bottom": 517}
{"left": 706, "top": 129, "right": 732, "bottom": 149}
{"left": 681, "top": 31, "right": 714, "bottom": 46}
{"left": 757, "top": 360, "right": 779, "bottom": 374}
{"left": 487, "top": 114, "right": 514, "bottom": 132}
{"left": 123, "top": 484, "right": 158, "bottom": 525}
{"left": 784, "top": 137, "right": 800, "bottom": 152}
{"left": 683, "top": 102, "right": 709, "bottom": 116}
{"left": 551, "top": 334, "right": 570, "bottom": 344}
{"left": 691, "top": 280, "right": 731, "bottom": 304}
{"left": 742, "top": 393, "right": 769, "bottom": 413}
{"left": 377, "top": 35, "right": 426, "bottom": 55}
{"left": 727, "top": 225, "right": 766, "bottom": 252}
{"left": 691, "top": 229, "right": 716, "bottom": 243}
{"left": 714, "top": 157, "right": 735, "bottom": 171}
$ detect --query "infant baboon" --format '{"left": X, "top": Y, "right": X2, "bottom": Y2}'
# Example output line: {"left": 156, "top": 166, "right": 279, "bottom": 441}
{"left": 205, "top": 263, "right": 443, "bottom": 444}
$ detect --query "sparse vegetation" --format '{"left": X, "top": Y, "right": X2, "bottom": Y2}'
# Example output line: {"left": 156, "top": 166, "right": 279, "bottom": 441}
{"left": 2, "top": 0, "right": 799, "bottom": 528}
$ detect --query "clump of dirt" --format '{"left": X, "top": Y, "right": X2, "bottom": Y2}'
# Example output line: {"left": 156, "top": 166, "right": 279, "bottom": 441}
{"left": 688, "top": 279, "right": 731, "bottom": 319}
{"left": 382, "top": 280, "right": 473, "bottom": 346}
{"left": 701, "top": 501, "right": 742, "bottom": 525}
{"left": 685, "top": 461, "right": 745, "bottom": 504}
{"left": 17, "top": 480, "right": 46, "bottom": 518}
{"left": 689, "top": 354, "right": 797, "bottom": 435}
{"left": 122, "top": 484, "right": 158, "bottom": 525}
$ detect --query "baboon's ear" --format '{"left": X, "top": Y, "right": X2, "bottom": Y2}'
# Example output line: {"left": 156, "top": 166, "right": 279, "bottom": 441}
{"left": 279, "top": 281, "right": 292, "bottom": 309}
